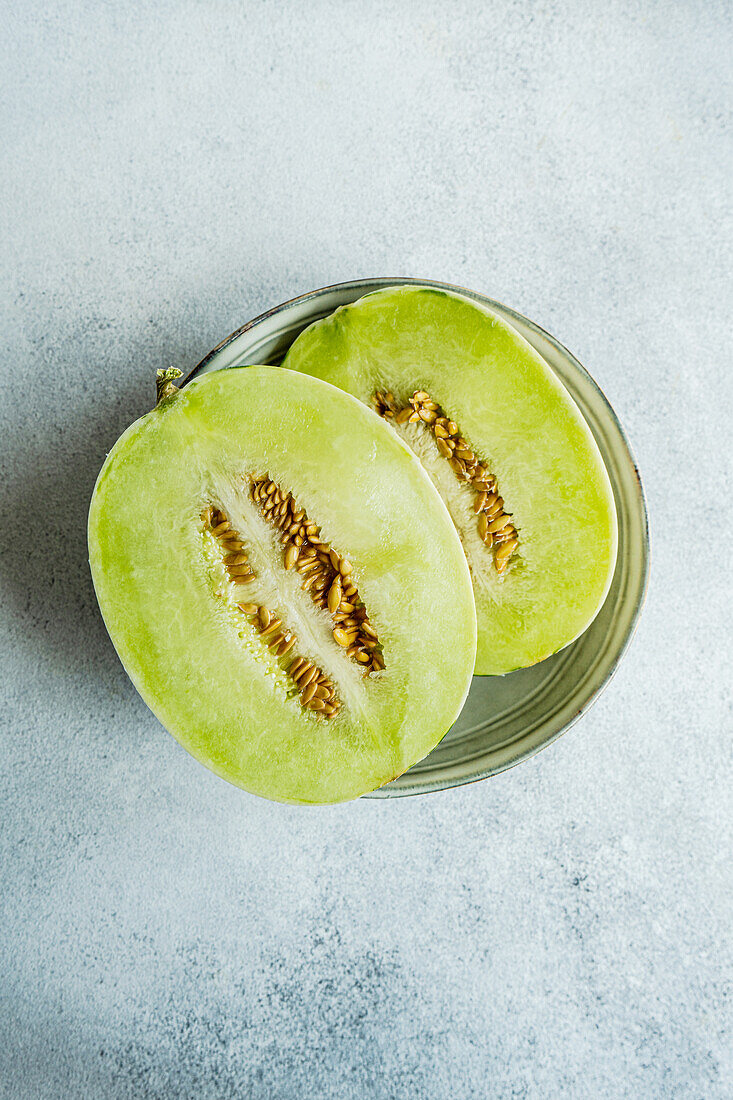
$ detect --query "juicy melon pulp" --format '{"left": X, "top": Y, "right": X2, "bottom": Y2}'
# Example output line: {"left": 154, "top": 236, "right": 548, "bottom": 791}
{"left": 282, "top": 286, "right": 618, "bottom": 675}
{"left": 88, "top": 366, "right": 476, "bottom": 803}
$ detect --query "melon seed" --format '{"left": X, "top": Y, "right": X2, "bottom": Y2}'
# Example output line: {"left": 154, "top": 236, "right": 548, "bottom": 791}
{"left": 299, "top": 666, "right": 319, "bottom": 688}
{"left": 284, "top": 542, "right": 299, "bottom": 570}
{"left": 224, "top": 552, "right": 249, "bottom": 565}
{"left": 301, "top": 682, "right": 317, "bottom": 705}
{"left": 328, "top": 578, "right": 342, "bottom": 613}
{"left": 495, "top": 539, "right": 517, "bottom": 561}
{"left": 297, "top": 558, "right": 319, "bottom": 574}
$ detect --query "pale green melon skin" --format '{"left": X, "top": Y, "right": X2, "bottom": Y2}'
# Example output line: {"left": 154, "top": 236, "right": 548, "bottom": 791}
{"left": 282, "top": 286, "right": 618, "bottom": 676}
{"left": 88, "top": 367, "right": 476, "bottom": 804}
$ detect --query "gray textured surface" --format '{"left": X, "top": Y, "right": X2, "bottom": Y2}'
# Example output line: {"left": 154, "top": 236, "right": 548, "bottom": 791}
{"left": 1, "top": 1, "right": 731, "bottom": 1097}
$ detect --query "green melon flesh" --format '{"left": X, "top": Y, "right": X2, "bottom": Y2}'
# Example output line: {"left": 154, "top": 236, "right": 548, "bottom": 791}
{"left": 282, "top": 286, "right": 618, "bottom": 676}
{"left": 88, "top": 366, "right": 476, "bottom": 804}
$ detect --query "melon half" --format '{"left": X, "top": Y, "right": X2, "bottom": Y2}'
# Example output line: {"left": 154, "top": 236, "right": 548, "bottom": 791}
{"left": 283, "top": 286, "right": 618, "bottom": 675}
{"left": 88, "top": 366, "right": 476, "bottom": 803}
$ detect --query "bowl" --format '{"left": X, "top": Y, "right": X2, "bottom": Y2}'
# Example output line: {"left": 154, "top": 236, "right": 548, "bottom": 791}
{"left": 187, "top": 278, "right": 649, "bottom": 797}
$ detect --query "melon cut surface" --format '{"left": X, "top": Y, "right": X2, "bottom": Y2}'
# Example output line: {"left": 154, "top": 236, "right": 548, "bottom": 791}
{"left": 88, "top": 366, "right": 476, "bottom": 804}
{"left": 283, "top": 286, "right": 618, "bottom": 676}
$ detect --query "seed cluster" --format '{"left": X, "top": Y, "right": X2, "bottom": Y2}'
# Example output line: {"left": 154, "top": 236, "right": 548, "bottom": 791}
{"left": 237, "top": 601, "right": 341, "bottom": 717}
{"left": 374, "top": 389, "right": 519, "bottom": 574}
{"left": 251, "top": 476, "right": 385, "bottom": 674}
{"left": 204, "top": 507, "right": 340, "bottom": 717}
{"left": 204, "top": 507, "right": 257, "bottom": 585}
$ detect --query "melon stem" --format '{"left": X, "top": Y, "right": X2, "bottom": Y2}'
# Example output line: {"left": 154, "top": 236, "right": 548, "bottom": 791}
{"left": 156, "top": 367, "right": 183, "bottom": 405}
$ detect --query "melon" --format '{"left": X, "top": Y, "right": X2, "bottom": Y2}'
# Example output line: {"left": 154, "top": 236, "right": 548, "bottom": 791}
{"left": 88, "top": 366, "right": 476, "bottom": 803}
{"left": 282, "top": 286, "right": 617, "bottom": 675}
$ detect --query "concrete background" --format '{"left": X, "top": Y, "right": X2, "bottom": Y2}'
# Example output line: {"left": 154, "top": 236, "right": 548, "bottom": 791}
{"left": 1, "top": 1, "right": 731, "bottom": 1097}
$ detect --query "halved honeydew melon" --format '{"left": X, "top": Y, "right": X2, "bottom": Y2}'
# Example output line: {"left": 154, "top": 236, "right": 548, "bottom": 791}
{"left": 88, "top": 366, "right": 476, "bottom": 803}
{"left": 283, "top": 286, "right": 618, "bottom": 675}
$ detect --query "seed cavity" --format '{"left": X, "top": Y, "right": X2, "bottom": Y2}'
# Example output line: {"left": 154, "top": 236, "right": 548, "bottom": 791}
{"left": 203, "top": 507, "right": 341, "bottom": 718}
{"left": 250, "top": 475, "right": 385, "bottom": 676}
{"left": 373, "top": 390, "right": 519, "bottom": 574}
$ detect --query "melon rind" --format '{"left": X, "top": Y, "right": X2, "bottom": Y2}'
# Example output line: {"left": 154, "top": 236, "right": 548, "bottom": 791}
{"left": 88, "top": 366, "right": 476, "bottom": 803}
{"left": 282, "top": 286, "right": 618, "bottom": 676}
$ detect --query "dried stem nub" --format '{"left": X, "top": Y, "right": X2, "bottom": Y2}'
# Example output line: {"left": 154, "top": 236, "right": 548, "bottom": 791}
{"left": 156, "top": 367, "right": 183, "bottom": 405}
